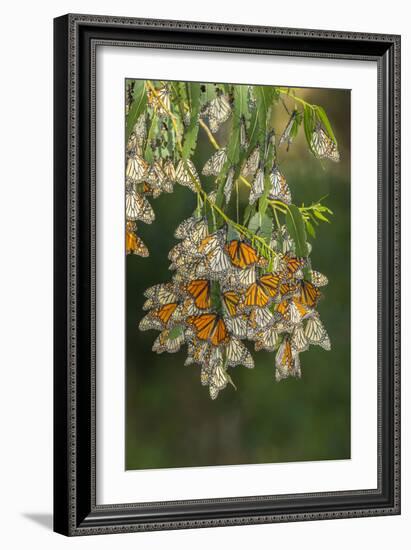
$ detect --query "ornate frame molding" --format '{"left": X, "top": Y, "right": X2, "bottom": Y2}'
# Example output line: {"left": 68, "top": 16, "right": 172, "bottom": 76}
{"left": 54, "top": 14, "right": 400, "bottom": 536}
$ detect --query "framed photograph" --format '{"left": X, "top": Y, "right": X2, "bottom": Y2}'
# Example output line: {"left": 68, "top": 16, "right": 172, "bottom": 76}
{"left": 53, "top": 14, "right": 401, "bottom": 536}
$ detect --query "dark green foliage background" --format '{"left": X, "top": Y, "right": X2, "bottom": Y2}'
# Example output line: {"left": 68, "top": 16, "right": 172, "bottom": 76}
{"left": 126, "top": 86, "right": 350, "bottom": 470}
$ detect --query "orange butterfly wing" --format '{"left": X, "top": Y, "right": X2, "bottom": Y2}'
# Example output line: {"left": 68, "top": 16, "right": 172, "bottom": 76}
{"left": 259, "top": 274, "right": 280, "bottom": 298}
{"left": 226, "top": 240, "right": 259, "bottom": 268}
{"left": 292, "top": 297, "right": 312, "bottom": 319}
{"left": 222, "top": 291, "right": 240, "bottom": 316}
{"left": 187, "top": 314, "right": 228, "bottom": 345}
{"left": 282, "top": 255, "right": 304, "bottom": 279}
{"left": 155, "top": 303, "right": 178, "bottom": 324}
{"left": 300, "top": 280, "right": 321, "bottom": 307}
{"left": 187, "top": 279, "right": 211, "bottom": 309}
{"left": 280, "top": 339, "right": 293, "bottom": 368}
{"left": 245, "top": 283, "right": 270, "bottom": 307}
{"left": 276, "top": 300, "right": 289, "bottom": 317}
{"left": 211, "top": 318, "right": 228, "bottom": 346}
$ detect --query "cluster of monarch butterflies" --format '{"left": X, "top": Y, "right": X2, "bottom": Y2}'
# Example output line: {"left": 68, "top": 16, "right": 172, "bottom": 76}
{"left": 125, "top": 81, "right": 235, "bottom": 255}
{"left": 139, "top": 215, "right": 331, "bottom": 399}
{"left": 125, "top": 80, "right": 338, "bottom": 398}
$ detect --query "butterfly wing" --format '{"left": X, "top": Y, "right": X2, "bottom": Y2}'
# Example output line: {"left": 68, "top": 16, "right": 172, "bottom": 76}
{"left": 226, "top": 240, "right": 260, "bottom": 269}
{"left": 186, "top": 279, "right": 211, "bottom": 310}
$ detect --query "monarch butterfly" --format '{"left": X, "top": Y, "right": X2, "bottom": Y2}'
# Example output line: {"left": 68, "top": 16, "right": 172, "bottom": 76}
{"left": 275, "top": 338, "right": 301, "bottom": 381}
{"left": 304, "top": 315, "right": 331, "bottom": 350}
{"left": 268, "top": 165, "right": 292, "bottom": 205}
{"left": 244, "top": 273, "right": 280, "bottom": 307}
{"left": 146, "top": 160, "right": 172, "bottom": 197}
{"left": 224, "top": 314, "right": 249, "bottom": 340}
{"left": 241, "top": 146, "right": 260, "bottom": 178}
{"left": 125, "top": 188, "right": 155, "bottom": 223}
{"left": 163, "top": 158, "right": 176, "bottom": 184}
{"left": 143, "top": 283, "right": 179, "bottom": 310}
{"left": 173, "top": 298, "right": 204, "bottom": 322}
{"left": 226, "top": 240, "right": 261, "bottom": 269}
{"left": 278, "top": 110, "right": 299, "bottom": 150}
{"left": 126, "top": 229, "right": 149, "bottom": 257}
{"left": 202, "top": 148, "right": 227, "bottom": 177}
{"left": 174, "top": 216, "right": 199, "bottom": 240}
{"left": 126, "top": 154, "right": 149, "bottom": 184}
{"left": 175, "top": 159, "right": 200, "bottom": 192}
{"left": 185, "top": 340, "right": 211, "bottom": 367}
{"left": 178, "top": 218, "right": 209, "bottom": 251}
{"left": 187, "top": 313, "right": 229, "bottom": 346}
{"left": 206, "top": 246, "right": 232, "bottom": 275}
{"left": 139, "top": 302, "right": 179, "bottom": 331}
{"left": 310, "top": 270, "right": 329, "bottom": 287}
{"left": 133, "top": 113, "right": 147, "bottom": 141}
{"left": 126, "top": 132, "right": 139, "bottom": 158}
{"left": 233, "top": 266, "right": 257, "bottom": 288}
{"left": 240, "top": 116, "right": 249, "bottom": 150}
{"left": 248, "top": 307, "right": 277, "bottom": 331}
{"left": 279, "top": 281, "right": 299, "bottom": 298}
{"left": 207, "top": 190, "right": 217, "bottom": 204}
{"left": 277, "top": 297, "right": 312, "bottom": 324}
{"left": 207, "top": 360, "right": 230, "bottom": 400}
{"left": 226, "top": 337, "right": 254, "bottom": 369}
{"left": 152, "top": 328, "right": 184, "bottom": 354}
{"left": 147, "top": 84, "right": 171, "bottom": 116}
{"left": 253, "top": 326, "right": 280, "bottom": 352}
{"left": 198, "top": 230, "right": 224, "bottom": 254}
{"left": 310, "top": 125, "right": 340, "bottom": 162}
{"left": 291, "top": 324, "right": 309, "bottom": 352}
{"left": 204, "top": 94, "right": 232, "bottom": 134}
{"left": 249, "top": 167, "right": 265, "bottom": 205}
{"left": 299, "top": 280, "right": 321, "bottom": 307}
{"left": 280, "top": 254, "right": 305, "bottom": 279}
{"left": 125, "top": 81, "right": 135, "bottom": 114}
{"left": 186, "top": 279, "right": 211, "bottom": 310}
{"left": 224, "top": 166, "right": 235, "bottom": 204}
{"left": 222, "top": 290, "right": 240, "bottom": 316}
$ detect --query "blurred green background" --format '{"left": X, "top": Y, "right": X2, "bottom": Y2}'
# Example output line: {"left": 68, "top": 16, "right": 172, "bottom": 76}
{"left": 126, "top": 85, "right": 350, "bottom": 470}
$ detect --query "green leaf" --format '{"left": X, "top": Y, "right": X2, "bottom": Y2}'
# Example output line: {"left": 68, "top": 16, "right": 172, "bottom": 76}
{"left": 315, "top": 105, "right": 337, "bottom": 144}
{"left": 285, "top": 204, "right": 308, "bottom": 257}
{"left": 247, "top": 212, "right": 272, "bottom": 244}
{"left": 314, "top": 210, "right": 330, "bottom": 223}
{"left": 259, "top": 213, "right": 273, "bottom": 244}
{"left": 243, "top": 203, "right": 255, "bottom": 226}
{"left": 227, "top": 224, "right": 241, "bottom": 242}
{"left": 182, "top": 83, "right": 202, "bottom": 159}
{"left": 254, "top": 86, "right": 275, "bottom": 140}
{"left": 305, "top": 220, "right": 316, "bottom": 238}
{"left": 203, "top": 83, "right": 217, "bottom": 104}
{"left": 168, "top": 325, "right": 184, "bottom": 339}
{"left": 126, "top": 80, "right": 147, "bottom": 141}
{"left": 248, "top": 212, "right": 261, "bottom": 234}
{"left": 303, "top": 105, "right": 316, "bottom": 154}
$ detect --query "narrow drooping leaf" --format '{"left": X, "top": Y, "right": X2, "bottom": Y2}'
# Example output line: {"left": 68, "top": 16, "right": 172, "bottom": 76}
{"left": 305, "top": 220, "right": 316, "bottom": 238}
{"left": 253, "top": 86, "right": 275, "bottom": 141}
{"left": 314, "top": 210, "right": 331, "bottom": 223}
{"left": 259, "top": 212, "right": 273, "bottom": 244}
{"left": 285, "top": 204, "right": 309, "bottom": 257}
{"left": 315, "top": 105, "right": 337, "bottom": 144}
{"left": 303, "top": 104, "right": 316, "bottom": 154}
{"left": 182, "top": 83, "right": 202, "bottom": 159}
{"left": 126, "top": 80, "right": 147, "bottom": 141}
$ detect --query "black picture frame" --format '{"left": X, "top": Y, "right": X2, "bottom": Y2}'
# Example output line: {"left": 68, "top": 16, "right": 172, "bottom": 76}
{"left": 53, "top": 13, "right": 401, "bottom": 536}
